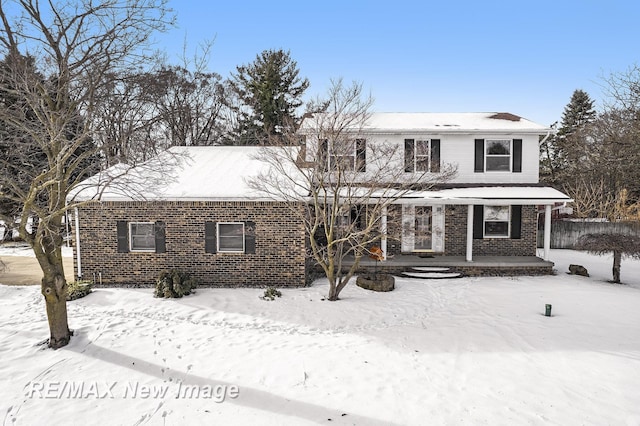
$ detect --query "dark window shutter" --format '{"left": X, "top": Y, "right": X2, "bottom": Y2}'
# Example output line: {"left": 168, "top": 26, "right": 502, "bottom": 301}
{"left": 204, "top": 221, "right": 217, "bottom": 254}
{"left": 512, "top": 139, "right": 522, "bottom": 173}
{"left": 511, "top": 205, "right": 522, "bottom": 239}
{"left": 430, "top": 139, "right": 441, "bottom": 172}
{"left": 404, "top": 139, "right": 415, "bottom": 172}
{"left": 319, "top": 139, "right": 328, "bottom": 171}
{"left": 356, "top": 138, "right": 366, "bottom": 172}
{"left": 117, "top": 221, "right": 129, "bottom": 253}
{"left": 473, "top": 205, "right": 484, "bottom": 239}
{"left": 244, "top": 221, "right": 256, "bottom": 254}
{"left": 474, "top": 139, "right": 484, "bottom": 173}
{"left": 154, "top": 221, "right": 166, "bottom": 253}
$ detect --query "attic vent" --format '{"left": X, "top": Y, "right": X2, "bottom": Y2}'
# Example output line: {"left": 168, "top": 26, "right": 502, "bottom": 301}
{"left": 489, "top": 112, "right": 521, "bottom": 122}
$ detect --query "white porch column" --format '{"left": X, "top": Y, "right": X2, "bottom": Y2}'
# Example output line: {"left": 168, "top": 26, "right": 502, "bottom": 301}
{"left": 466, "top": 204, "right": 474, "bottom": 262}
{"left": 543, "top": 204, "right": 552, "bottom": 261}
{"left": 381, "top": 206, "right": 388, "bottom": 260}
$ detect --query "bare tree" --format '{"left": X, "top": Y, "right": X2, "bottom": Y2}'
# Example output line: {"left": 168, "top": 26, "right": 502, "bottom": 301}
{"left": 0, "top": 0, "right": 174, "bottom": 348}
{"left": 92, "top": 70, "right": 162, "bottom": 166}
{"left": 574, "top": 233, "right": 640, "bottom": 284}
{"left": 147, "top": 41, "right": 227, "bottom": 146}
{"left": 249, "top": 80, "right": 456, "bottom": 301}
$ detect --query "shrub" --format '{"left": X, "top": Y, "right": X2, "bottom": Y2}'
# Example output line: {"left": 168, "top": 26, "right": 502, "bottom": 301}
{"left": 261, "top": 286, "right": 282, "bottom": 301}
{"left": 154, "top": 269, "right": 198, "bottom": 298}
{"left": 66, "top": 280, "right": 93, "bottom": 301}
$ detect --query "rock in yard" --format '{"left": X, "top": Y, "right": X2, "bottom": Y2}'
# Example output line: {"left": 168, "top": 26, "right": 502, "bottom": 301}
{"left": 568, "top": 264, "right": 590, "bottom": 277}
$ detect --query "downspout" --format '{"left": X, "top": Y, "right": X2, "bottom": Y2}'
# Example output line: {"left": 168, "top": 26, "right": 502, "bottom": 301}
{"left": 74, "top": 207, "right": 82, "bottom": 279}
{"left": 539, "top": 128, "right": 552, "bottom": 147}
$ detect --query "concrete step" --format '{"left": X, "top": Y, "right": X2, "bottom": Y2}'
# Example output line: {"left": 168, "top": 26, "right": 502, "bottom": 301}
{"left": 410, "top": 266, "right": 452, "bottom": 272}
{"left": 401, "top": 271, "right": 464, "bottom": 279}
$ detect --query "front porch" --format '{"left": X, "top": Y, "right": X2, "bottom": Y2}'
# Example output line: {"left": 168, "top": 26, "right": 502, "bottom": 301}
{"left": 344, "top": 253, "right": 555, "bottom": 277}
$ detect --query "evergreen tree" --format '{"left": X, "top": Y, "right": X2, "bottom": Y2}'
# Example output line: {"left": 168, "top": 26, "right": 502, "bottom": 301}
{"left": 227, "top": 49, "right": 309, "bottom": 145}
{"left": 558, "top": 89, "right": 597, "bottom": 138}
{"left": 540, "top": 89, "right": 596, "bottom": 185}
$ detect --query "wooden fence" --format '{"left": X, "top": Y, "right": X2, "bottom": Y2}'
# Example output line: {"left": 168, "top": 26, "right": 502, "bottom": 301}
{"left": 537, "top": 221, "right": 640, "bottom": 249}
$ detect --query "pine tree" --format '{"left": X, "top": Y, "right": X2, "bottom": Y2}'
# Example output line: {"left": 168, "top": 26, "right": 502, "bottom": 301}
{"left": 558, "top": 89, "right": 596, "bottom": 138}
{"left": 227, "top": 49, "right": 309, "bottom": 145}
{"left": 541, "top": 89, "right": 596, "bottom": 186}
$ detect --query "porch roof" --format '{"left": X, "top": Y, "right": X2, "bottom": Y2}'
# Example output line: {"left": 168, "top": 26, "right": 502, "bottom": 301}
{"left": 396, "top": 186, "right": 572, "bottom": 205}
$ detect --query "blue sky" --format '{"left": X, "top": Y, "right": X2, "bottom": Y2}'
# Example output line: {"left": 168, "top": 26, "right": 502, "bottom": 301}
{"left": 158, "top": 0, "right": 640, "bottom": 126}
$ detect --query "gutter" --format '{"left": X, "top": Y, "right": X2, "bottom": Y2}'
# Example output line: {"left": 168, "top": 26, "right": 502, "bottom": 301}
{"left": 74, "top": 207, "right": 82, "bottom": 279}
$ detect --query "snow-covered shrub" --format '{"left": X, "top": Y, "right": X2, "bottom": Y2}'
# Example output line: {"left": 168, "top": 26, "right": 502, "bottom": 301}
{"left": 261, "top": 286, "right": 282, "bottom": 301}
{"left": 154, "top": 269, "right": 198, "bottom": 298}
{"left": 66, "top": 280, "right": 93, "bottom": 301}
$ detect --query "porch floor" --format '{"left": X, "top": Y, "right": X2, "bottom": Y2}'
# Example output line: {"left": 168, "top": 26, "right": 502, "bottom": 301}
{"left": 343, "top": 253, "right": 555, "bottom": 277}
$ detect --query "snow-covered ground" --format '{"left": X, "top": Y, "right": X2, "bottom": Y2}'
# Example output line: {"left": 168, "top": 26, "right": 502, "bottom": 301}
{"left": 1, "top": 249, "right": 639, "bottom": 425}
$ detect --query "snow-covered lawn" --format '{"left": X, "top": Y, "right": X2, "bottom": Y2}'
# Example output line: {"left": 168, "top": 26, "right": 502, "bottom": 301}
{"left": 1, "top": 250, "right": 640, "bottom": 425}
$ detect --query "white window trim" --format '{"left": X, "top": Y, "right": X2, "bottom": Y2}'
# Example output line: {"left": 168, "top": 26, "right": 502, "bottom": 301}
{"left": 129, "top": 222, "right": 156, "bottom": 252}
{"left": 217, "top": 222, "right": 245, "bottom": 253}
{"left": 483, "top": 206, "right": 511, "bottom": 239}
{"left": 485, "top": 139, "right": 512, "bottom": 172}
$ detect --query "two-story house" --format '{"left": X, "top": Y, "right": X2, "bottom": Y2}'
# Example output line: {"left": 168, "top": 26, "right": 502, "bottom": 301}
{"left": 68, "top": 112, "right": 570, "bottom": 287}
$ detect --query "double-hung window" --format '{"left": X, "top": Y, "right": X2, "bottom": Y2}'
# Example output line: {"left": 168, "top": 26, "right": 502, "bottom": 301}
{"left": 320, "top": 138, "right": 366, "bottom": 172}
{"left": 483, "top": 206, "right": 510, "bottom": 238}
{"left": 217, "top": 222, "right": 245, "bottom": 253}
{"left": 330, "top": 139, "right": 356, "bottom": 171}
{"left": 485, "top": 139, "right": 512, "bottom": 172}
{"left": 404, "top": 139, "right": 440, "bottom": 172}
{"left": 129, "top": 222, "right": 156, "bottom": 252}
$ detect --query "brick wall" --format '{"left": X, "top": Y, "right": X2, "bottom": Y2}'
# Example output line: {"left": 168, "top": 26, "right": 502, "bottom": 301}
{"left": 73, "top": 201, "right": 306, "bottom": 287}
{"left": 444, "top": 204, "right": 538, "bottom": 256}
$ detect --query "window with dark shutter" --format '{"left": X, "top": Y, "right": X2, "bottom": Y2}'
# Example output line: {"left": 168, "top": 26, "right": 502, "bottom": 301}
{"left": 510, "top": 205, "right": 522, "bottom": 239}
{"left": 404, "top": 139, "right": 415, "bottom": 172}
{"left": 356, "top": 139, "right": 366, "bottom": 172}
{"left": 154, "top": 221, "right": 166, "bottom": 253}
{"left": 204, "top": 221, "right": 217, "bottom": 253}
{"left": 319, "top": 139, "right": 328, "bottom": 171}
{"left": 430, "top": 139, "right": 441, "bottom": 172}
{"left": 473, "top": 205, "right": 483, "bottom": 239}
{"left": 244, "top": 221, "right": 256, "bottom": 254}
{"left": 474, "top": 139, "right": 484, "bottom": 172}
{"left": 512, "top": 139, "right": 522, "bottom": 173}
{"left": 117, "top": 221, "right": 129, "bottom": 253}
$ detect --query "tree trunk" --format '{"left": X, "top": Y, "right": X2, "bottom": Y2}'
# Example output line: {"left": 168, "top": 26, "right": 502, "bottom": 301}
{"left": 41, "top": 273, "right": 71, "bottom": 349}
{"left": 328, "top": 278, "right": 339, "bottom": 301}
{"left": 612, "top": 250, "right": 622, "bottom": 284}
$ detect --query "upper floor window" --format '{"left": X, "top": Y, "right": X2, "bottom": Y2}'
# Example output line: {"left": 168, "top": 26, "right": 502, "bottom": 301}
{"left": 404, "top": 139, "right": 441, "bottom": 172}
{"left": 485, "top": 139, "right": 511, "bottom": 172}
{"left": 320, "top": 138, "right": 366, "bottom": 172}
{"left": 474, "top": 138, "right": 522, "bottom": 173}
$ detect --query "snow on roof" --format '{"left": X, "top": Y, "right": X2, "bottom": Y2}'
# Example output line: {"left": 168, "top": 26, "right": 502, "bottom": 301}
{"left": 301, "top": 112, "right": 550, "bottom": 134}
{"left": 403, "top": 186, "right": 572, "bottom": 205}
{"left": 69, "top": 146, "right": 303, "bottom": 202}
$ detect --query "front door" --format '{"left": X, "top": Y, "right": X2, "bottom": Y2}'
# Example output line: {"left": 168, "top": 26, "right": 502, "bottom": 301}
{"left": 402, "top": 205, "right": 445, "bottom": 253}
{"left": 414, "top": 206, "right": 433, "bottom": 250}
